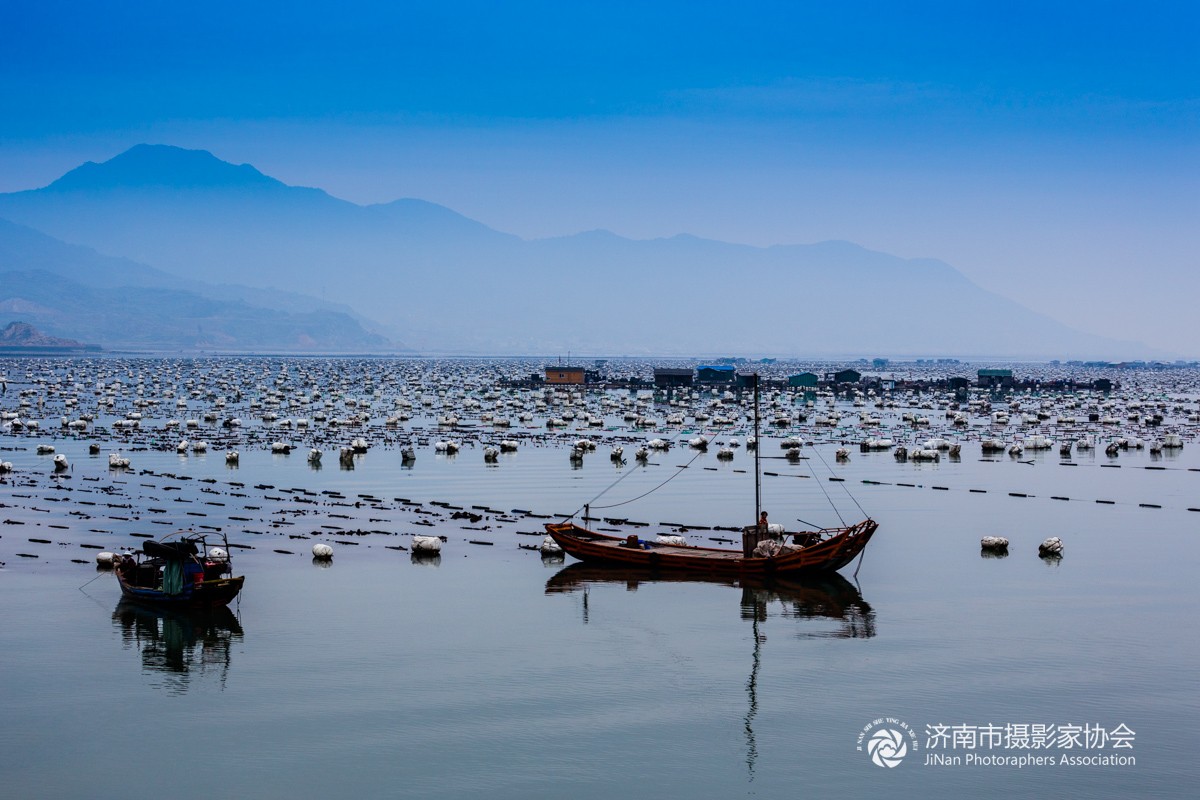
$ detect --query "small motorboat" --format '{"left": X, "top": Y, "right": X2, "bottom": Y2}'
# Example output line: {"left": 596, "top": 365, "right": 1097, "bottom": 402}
{"left": 115, "top": 531, "right": 244, "bottom": 607}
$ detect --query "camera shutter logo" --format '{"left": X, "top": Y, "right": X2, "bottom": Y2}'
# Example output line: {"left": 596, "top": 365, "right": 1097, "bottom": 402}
{"left": 867, "top": 727, "right": 908, "bottom": 768}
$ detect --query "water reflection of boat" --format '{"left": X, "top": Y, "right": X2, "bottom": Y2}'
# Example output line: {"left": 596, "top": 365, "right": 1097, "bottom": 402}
{"left": 112, "top": 601, "right": 244, "bottom": 693}
{"left": 547, "top": 563, "right": 875, "bottom": 781}
{"left": 545, "top": 563, "right": 875, "bottom": 639}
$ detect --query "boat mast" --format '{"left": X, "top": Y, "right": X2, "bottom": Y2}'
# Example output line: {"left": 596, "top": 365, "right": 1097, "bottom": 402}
{"left": 753, "top": 373, "right": 761, "bottom": 525}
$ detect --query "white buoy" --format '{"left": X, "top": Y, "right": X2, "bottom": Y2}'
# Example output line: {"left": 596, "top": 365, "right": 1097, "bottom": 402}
{"left": 655, "top": 534, "right": 688, "bottom": 546}
{"left": 312, "top": 543, "right": 334, "bottom": 560}
{"left": 539, "top": 535, "right": 563, "bottom": 554}
{"left": 980, "top": 536, "right": 1009, "bottom": 551}
{"left": 96, "top": 551, "right": 118, "bottom": 566}
{"left": 1039, "top": 537, "right": 1064, "bottom": 557}
{"left": 412, "top": 534, "right": 442, "bottom": 553}
{"left": 53, "top": 453, "right": 69, "bottom": 471}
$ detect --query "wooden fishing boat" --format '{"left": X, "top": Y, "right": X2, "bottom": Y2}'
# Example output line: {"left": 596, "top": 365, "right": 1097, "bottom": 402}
{"left": 115, "top": 531, "right": 244, "bottom": 607}
{"left": 545, "top": 518, "right": 876, "bottom": 576}
{"left": 545, "top": 373, "right": 877, "bottom": 576}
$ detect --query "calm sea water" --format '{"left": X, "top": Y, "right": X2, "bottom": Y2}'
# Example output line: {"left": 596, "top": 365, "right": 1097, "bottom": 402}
{"left": 1, "top": 385, "right": 1198, "bottom": 797}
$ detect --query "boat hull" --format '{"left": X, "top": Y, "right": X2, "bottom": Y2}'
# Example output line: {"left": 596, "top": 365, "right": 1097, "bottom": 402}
{"left": 117, "top": 574, "right": 245, "bottom": 608}
{"left": 545, "top": 519, "right": 876, "bottom": 575}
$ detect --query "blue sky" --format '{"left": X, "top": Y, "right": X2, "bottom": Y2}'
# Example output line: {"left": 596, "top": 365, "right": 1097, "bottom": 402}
{"left": 2, "top": 1, "right": 1197, "bottom": 352}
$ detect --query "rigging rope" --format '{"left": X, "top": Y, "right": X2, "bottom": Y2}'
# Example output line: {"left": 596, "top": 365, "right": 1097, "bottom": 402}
{"left": 806, "top": 445, "right": 847, "bottom": 526}
{"left": 566, "top": 425, "right": 717, "bottom": 519}
{"left": 589, "top": 442, "right": 710, "bottom": 511}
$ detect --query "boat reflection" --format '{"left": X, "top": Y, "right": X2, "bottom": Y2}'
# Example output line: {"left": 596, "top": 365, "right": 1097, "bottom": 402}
{"left": 545, "top": 563, "right": 875, "bottom": 639}
{"left": 112, "top": 601, "right": 244, "bottom": 694}
{"left": 547, "top": 563, "right": 875, "bottom": 782}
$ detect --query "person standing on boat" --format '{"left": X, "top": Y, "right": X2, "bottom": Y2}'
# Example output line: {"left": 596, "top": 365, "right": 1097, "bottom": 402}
{"left": 759, "top": 511, "right": 769, "bottom": 531}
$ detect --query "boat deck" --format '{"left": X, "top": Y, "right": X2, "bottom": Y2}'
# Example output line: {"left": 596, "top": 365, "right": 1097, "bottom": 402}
{"left": 593, "top": 540, "right": 746, "bottom": 559}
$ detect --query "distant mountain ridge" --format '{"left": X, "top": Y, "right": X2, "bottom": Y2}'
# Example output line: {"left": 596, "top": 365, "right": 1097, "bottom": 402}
{"left": 0, "top": 144, "right": 1157, "bottom": 359}
{"left": 0, "top": 321, "right": 93, "bottom": 350}
{"left": 0, "top": 218, "right": 397, "bottom": 353}
{"left": 46, "top": 144, "right": 284, "bottom": 191}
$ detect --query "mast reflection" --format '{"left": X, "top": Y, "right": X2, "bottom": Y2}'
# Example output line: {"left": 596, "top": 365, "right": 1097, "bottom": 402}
{"left": 546, "top": 563, "right": 876, "bottom": 782}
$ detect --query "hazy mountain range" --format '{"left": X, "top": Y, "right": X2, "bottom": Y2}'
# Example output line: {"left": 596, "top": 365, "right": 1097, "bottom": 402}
{"left": 0, "top": 144, "right": 1155, "bottom": 358}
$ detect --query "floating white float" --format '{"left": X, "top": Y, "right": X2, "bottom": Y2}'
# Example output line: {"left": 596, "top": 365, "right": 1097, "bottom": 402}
{"left": 1039, "top": 537, "right": 1064, "bottom": 557}
{"left": 412, "top": 535, "right": 442, "bottom": 553}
